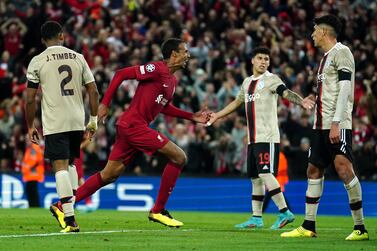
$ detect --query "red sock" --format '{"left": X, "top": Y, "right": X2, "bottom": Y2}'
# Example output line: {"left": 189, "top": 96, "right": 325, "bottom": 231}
{"left": 76, "top": 172, "right": 105, "bottom": 203}
{"left": 56, "top": 172, "right": 104, "bottom": 210}
{"left": 85, "top": 197, "right": 92, "bottom": 205}
{"left": 151, "top": 162, "right": 182, "bottom": 213}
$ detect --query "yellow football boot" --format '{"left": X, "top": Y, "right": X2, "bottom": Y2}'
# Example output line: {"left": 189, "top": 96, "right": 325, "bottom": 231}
{"left": 345, "top": 230, "right": 369, "bottom": 241}
{"left": 148, "top": 209, "right": 183, "bottom": 228}
{"left": 281, "top": 226, "right": 317, "bottom": 238}
{"left": 50, "top": 203, "right": 66, "bottom": 229}
{"left": 60, "top": 225, "right": 80, "bottom": 233}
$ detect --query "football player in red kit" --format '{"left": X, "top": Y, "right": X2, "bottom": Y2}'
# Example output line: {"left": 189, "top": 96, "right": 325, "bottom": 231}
{"left": 50, "top": 38, "right": 211, "bottom": 228}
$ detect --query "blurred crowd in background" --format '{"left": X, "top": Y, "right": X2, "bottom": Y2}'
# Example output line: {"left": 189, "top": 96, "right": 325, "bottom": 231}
{"left": 0, "top": 0, "right": 377, "bottom": 180}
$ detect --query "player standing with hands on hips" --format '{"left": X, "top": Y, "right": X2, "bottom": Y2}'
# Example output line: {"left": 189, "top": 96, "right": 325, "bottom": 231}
{"left": 207, "top": 47, "right": 315, "bottom": 230}
{"left": 25, "top": 21, "right": 99, "bottom": 233}
{"left": 281, "top": 14, "right": 369, "bottom": 241}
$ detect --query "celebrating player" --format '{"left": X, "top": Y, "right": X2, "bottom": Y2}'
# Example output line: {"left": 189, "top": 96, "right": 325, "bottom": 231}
{"left": 281, "top": 14, "right": 369, "bottom": 241}
{"left": 50, "top": 38, "right": 211, "bottom": 228}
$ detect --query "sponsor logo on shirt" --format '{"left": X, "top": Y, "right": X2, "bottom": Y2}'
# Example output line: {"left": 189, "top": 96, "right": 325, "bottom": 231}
{"left": 155, "top": 94, "right": 168, "bottom": 105}
{"left": 156, "top": 94, "right": 163, "bottom": 103}
{"left": 245, "top": 93, "right": 260, "bottom": 102}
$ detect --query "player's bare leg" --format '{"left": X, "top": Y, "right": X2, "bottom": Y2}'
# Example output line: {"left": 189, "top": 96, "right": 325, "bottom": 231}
{"left": 148, "top": 141, "right": 186, "bottom": 227}
{"left": 334, "top": 155, "right": 368, "bottom": 241}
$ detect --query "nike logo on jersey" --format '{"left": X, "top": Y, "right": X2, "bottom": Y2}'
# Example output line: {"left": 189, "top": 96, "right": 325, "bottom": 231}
{"left": 157, "top": 134, "right": 164, "bottom": 142}
{"left": 163, "top": 84, "right": 168, "bottom": 87}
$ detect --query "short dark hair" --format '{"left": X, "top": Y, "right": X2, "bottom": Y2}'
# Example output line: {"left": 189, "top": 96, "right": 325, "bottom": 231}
{"left": 40, "top": 21, "right": 62, "bottom": 41}
{"left": 161, "top": 38, "right": 183, "bottom": 59}
{"left": 251, "top": 47, "right": 270, "bottom": 58}
{"left": 314, "top": 14, "right": 341, "bottom": 37}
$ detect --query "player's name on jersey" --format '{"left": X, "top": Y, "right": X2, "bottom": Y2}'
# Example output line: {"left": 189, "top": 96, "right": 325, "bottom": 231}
{"left": 46, "top": 52, "right": 77, "bottom": 62}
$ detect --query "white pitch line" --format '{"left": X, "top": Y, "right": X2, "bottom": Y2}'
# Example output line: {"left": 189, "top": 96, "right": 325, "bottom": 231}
{"left": 0, "top": 227, "right": 357, "bottom": 239}
{"left": 0, "top": 229, "right": 195, "bottom": 239}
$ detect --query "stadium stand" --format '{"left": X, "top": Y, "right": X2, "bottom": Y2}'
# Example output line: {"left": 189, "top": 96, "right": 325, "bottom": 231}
{"left": 0, "top": 0, "right": 376, "bottom": 180}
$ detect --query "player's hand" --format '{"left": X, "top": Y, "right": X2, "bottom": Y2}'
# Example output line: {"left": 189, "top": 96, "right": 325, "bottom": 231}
{"left": 28, "top": 127, "right": 40, "bottom": 145}
{"left": 193, "top": 107, "right": 212, "bottom": 124}
{"left": 98, "top": 104, "right": 109, "bottom": 124}
{"left": 329, "top": 122, "right": 340, "bottom": 144}
{"left": 85, "top": 115, "right": 98, "bottom": 140}
{"left": 301, "top": 96, "right": 315, "bottom": 110}
{"left": 206, "top": 113, "right": 219, "bottom": 127}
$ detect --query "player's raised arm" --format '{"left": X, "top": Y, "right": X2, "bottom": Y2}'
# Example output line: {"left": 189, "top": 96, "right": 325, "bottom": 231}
{"left": 206, "top": 98, "right": 243, "bottom": 126}
{"left": 160, "top": 102, "right": 194, "bottom": 120}
{"left": 161, "top": 102, "right": 212, "bottom": 124}
{"left": 280, "top": 87, "right": 315, "bottom": 110}
{"left": 99, "top": 66, "right": 138, "bottom": 123}
{"left": 101, "top": 66, "right": 138, "bottom": 107}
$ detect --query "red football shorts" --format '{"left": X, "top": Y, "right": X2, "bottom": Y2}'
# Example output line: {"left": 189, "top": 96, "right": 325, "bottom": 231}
{"left": 109, "top": 124, "right": 169, "bottom": 166}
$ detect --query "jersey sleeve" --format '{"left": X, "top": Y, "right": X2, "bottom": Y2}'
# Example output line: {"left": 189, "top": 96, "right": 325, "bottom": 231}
{"left": 79, "top": 54, "right": 95, "bottom": 85}
{"left": 334, "top": 48, "right": 354, "bottom": 73}
{"left": 26, "top": 57, "right": 40, "bottom": 83}
{"left": 135, "top": 63, "right": 161, "bottom": 81}
{"left": 235, "top": 78, "right": 248, "bottom": 102}
{"left": 269, "top": 74, "right": 285, "bottom": 93}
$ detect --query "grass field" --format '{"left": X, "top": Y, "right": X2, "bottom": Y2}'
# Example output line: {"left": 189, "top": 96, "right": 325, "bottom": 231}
{"left": 0, "top": 209, "right": 376, "bottom": 251}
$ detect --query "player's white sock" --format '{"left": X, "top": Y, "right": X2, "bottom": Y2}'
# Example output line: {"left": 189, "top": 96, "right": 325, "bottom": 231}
{"left": 251, "top": 177, "right": 265, "bottom": 217}
{"left": 68, "top": 164, "right": 78, "bottom": 201}
{"left": 345, "top": 176, "right": 364, "bottom": 226}
{"left": 55, "top": 170, "right": 74, "bottom": 217}
{"left": 259, "top": 173, "right": 287, "bottom": 211}
{"left": 304, "top": 177, "right": 324, "bottom": 222}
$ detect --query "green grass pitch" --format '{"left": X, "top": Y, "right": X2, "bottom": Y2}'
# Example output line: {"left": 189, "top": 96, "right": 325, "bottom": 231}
{"left": 0, "top": 209, "right": 376, "bottom": 251}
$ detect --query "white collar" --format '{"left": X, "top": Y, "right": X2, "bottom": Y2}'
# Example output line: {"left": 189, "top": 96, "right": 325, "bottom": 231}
{"left": 46, "top": 45, "right": 64, "bottom": 49}
{"left": 251, "top": 70, "right": 270, "bottom": 81}
{"left": 324, "top": 42, "right": 341, "bottom": 56}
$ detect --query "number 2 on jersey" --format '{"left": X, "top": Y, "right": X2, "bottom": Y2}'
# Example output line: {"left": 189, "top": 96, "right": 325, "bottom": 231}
{"left": 59, "top": 65, "right": 74, "bottom": 96}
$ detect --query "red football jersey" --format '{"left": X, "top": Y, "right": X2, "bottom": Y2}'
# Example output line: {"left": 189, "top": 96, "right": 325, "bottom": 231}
{"left": 104, "top": 61, "right": 178, "bottom": 127}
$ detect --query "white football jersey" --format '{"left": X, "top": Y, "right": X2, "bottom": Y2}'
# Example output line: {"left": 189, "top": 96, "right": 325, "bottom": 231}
{"left": 236, "top": 71, "right": 284, "bottom": 144}
{"left": 314, "top": 42, "right": 354, "bottom": 130}
{"left": 27, "top": 45, "right": 95, "bottom": 135}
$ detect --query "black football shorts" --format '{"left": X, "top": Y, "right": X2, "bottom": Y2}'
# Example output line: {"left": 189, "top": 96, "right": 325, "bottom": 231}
{"left": 308, "top": 129, "right": 353, "bottom": 168}
{"left": 247, "top": 143, "right": 280, "bottom": 178}
{"left": 44, "top": 131, "right": 83, "bottom": 161}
